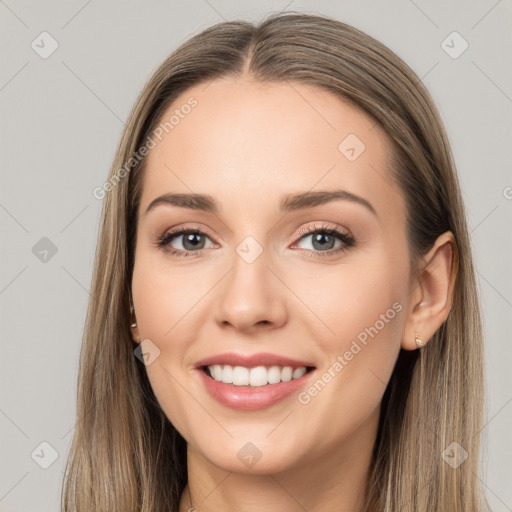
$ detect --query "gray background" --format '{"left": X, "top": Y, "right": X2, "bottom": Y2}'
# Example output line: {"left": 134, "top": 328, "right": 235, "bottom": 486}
{"left": 1, "top": 1, "right": 511, "bottom": 511}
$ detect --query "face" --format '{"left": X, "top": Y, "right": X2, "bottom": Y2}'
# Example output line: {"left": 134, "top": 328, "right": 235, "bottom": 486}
{"left": 131, "top": 77, "right": 412, "bottom": 474}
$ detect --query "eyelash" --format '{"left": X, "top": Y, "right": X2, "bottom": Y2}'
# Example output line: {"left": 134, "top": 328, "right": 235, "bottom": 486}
{"left": 155, "top": 223, "right": 355, "bottom": 259}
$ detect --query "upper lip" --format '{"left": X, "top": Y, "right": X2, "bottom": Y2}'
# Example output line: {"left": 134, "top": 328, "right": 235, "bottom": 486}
{"left": 194, "top": 352, "right": 316, "bottom": 369}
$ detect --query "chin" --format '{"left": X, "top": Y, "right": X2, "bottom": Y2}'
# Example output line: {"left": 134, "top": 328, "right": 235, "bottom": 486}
{"left": 196, "top": 439, "right": 302, "bottom": 475}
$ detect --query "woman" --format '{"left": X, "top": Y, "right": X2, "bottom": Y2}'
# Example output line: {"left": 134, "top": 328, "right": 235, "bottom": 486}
{"left": 62, "top": 11, "right": 490, "bottom": 512}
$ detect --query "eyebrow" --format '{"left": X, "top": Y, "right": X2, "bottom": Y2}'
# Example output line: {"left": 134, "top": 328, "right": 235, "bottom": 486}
{"left": 144, "top": 189, "right": 377, "bottom": 216}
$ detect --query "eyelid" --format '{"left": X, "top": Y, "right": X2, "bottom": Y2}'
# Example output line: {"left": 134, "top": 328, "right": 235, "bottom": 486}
{"left": 292, "top": 222, "right": 352, "bottom": 240}
{"left": 158, "top": 223, "right": 217, "bottom": 240}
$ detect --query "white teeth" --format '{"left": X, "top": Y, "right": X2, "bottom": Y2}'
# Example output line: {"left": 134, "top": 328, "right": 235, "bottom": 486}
{"left": 281, "top": 367, "right": 293, "bottom": 382}
{"left": 206, "top": 364, "right": 310, "bottom": 386}
{"left": 267, "top": 366, "right": 282, "bottom": 384}
{"left": 233, "top": 366, "right": 249, "bottom": 385}
{"left": 211, "top": 364, "right": 223, "bottom": 381}
{"left": 249, "top": 366, "right": 267, "bottom": 387}
{"left": 221, "top": 365, "right": 233, "bottom": 383}
{"left": 292, "top": 367, "right": 307, "bottom": 379}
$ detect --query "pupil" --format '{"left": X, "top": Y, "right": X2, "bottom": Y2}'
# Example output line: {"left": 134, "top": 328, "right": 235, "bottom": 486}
{"left": 313, "top": 233, "right": 334, "bottom": 250}
{"left": 183, "top": 233, "right": 204, "bottom": 250}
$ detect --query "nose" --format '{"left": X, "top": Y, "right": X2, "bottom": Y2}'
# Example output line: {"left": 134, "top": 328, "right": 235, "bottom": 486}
{"left": 214, "top": 248, "right": 288, "bottom": 334}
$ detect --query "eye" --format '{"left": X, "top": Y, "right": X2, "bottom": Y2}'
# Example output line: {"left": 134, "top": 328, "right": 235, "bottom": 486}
{"left": 156, "top": 227, "right": 216, "bottom": 257}
{"left": 292, "top": 223, "right": 355, "bottom": 257}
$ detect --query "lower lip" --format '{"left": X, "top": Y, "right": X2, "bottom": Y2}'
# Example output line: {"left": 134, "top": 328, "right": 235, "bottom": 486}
{"left": 197, "top": 368, "right": 316, "bottom": 411}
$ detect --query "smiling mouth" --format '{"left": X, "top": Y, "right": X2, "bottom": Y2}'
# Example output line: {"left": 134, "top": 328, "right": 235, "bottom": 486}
{"left": 201, "top": 364, "right": 316, "bottom": 387}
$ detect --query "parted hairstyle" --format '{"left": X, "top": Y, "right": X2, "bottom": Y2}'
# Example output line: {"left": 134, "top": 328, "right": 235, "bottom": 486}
{"left": 61, "top": 11, "right": 490, "bottom": 512}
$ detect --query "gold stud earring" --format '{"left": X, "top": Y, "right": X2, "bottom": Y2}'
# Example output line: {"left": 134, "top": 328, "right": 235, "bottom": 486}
{"left": 130, "top": 317, "right": 140, "bottom": 342}
{"left": 130, "top": 301, "right": 140, "bottom": 342}
{"left": 131, "top": 325, "right": 140, "bottom": 343}
{"left": 415, "top": 332, "right": 423, "bottom": 348}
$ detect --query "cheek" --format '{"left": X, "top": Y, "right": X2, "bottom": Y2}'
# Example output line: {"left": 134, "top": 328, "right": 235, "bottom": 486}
{"left": 130, "top": 242, "right": 228, "bottom": 414}
{"left": 293, "top": 251, "right": 408, "bottom": 346}
{"left": 131, "top": 245, "right": 205, "bottom": 342}
{"left": 293, "top": 249, "right": 408, "bottom": 406}
{"left": 131, "top": 254, "right": 198, "bottom": 436}
{"left": 340, "top": 268, "right": 404, "bottom": 344}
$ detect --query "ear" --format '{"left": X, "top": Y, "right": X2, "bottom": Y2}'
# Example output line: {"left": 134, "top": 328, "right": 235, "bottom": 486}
{"left": 402, "top": 231, "right": 459, "bottom": 350}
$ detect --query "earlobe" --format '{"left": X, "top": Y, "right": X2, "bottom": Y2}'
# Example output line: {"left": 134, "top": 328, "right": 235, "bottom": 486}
{"left": 130, "top": 303, "right": 141, "bottom": 343}
{"left": 131, "top": 321, "right": 141, "bottom": 343}
{"left": 402, "top": 231, "right": 458, "bottom": 351}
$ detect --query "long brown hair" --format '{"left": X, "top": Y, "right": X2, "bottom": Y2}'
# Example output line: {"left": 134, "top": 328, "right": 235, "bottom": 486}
{"left": 61, "top": 12, "right": 490, "bottom": 512}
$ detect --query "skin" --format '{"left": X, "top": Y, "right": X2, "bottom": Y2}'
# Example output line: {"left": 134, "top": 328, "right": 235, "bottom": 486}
{"left": 130, "top": 76, "right": 456, "bottom": 512}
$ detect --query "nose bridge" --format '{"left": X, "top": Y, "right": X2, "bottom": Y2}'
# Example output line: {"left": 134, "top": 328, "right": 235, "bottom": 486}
{"left": 214, "top": 235, "right": 287, "bottom": 331}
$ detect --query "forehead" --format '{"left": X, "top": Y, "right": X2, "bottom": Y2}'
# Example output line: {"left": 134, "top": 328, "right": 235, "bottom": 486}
{"left": 140, "top": 77, "right": 405, "bottom": 225}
